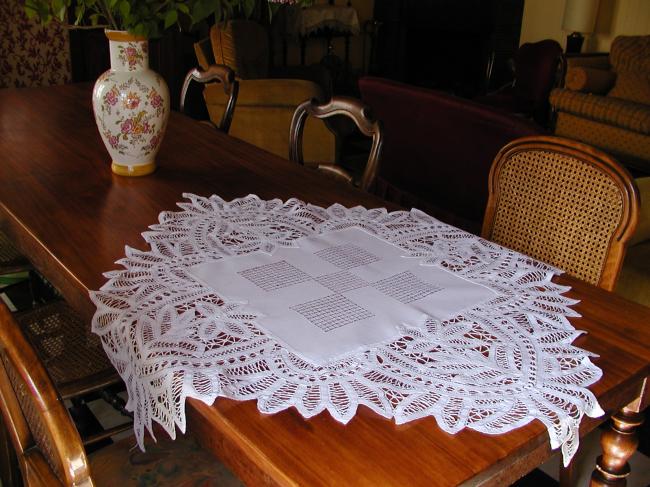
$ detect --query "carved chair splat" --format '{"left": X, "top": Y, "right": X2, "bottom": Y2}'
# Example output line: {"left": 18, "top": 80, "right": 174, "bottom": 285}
{"left": 289, "top": 96, "right": 383, "bottom": 191}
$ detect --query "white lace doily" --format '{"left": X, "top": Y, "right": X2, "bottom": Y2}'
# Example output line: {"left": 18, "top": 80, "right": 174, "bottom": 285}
{"left": 90, "top": 194, "right": 604, "bottom": 466}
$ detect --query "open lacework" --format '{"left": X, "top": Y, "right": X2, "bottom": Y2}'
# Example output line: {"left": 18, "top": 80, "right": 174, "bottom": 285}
{"left": 90, "top": 194, "right": 604, "bottom": 466}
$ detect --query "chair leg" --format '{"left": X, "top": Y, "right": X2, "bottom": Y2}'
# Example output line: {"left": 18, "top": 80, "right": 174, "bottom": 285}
{"left": 27, "top": 270, "right": 37, "bottom": 308}
{"left": 559, "top": 460, "right": 575, "bottom": 487}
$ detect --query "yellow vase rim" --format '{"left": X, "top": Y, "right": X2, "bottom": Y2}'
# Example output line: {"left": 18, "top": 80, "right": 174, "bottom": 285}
{"left": 105, "top": 30, "right": 147, "bottom": 43}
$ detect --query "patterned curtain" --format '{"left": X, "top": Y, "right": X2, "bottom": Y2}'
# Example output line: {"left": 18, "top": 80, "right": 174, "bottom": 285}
{"left": 0, "top": 0, "right": 71, "bottom": 88}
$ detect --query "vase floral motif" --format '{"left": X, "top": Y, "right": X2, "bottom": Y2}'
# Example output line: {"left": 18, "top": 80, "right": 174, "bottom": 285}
{"left": 92, "top": 30, "right": 169, "bottom": 176}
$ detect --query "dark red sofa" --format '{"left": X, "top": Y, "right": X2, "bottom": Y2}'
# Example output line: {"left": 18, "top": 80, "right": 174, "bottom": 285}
{"left": 359, "top": 77, "right": 544, "bottom": 233}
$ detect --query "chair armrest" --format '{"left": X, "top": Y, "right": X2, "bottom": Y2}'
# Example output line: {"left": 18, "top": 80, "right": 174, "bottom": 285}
{"left": 631, "top": 177, "right": 650, "bottom": 246}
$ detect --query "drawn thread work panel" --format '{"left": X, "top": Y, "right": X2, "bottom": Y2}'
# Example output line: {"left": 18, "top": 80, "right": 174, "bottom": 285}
{"left": 189, "top": 228, "right": 496, "bottom": 364}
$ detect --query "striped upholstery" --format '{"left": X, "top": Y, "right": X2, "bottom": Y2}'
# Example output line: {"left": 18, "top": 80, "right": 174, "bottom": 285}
{"left": 609, "top": 35, "right": 650, "bottom": 73}
{"left": 550, "top": 89, "right": 650, "bottom": 134}
{"left": 609, "top": 72, "right": 650, "bottom": 106}
{"left": 608, "top": 35, "right": 650, "bottom": 105}
{"left": 550, "top": 35, "right": 650, "bottom": 170}
{"left": 209, "top": 20, "right": 269, "bottom": 79}
{"left": 555, "top": 113, "right": 650, "bottom": 164}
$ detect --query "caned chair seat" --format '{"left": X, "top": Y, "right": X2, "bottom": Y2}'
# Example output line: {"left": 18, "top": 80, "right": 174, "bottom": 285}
{"left": 0, "top": 302, "right": 243, "bottom": 486}
{"left": 16, "top": 301, "right": 120, "bottom": 400}
{"left": 482, "top": 135, "right": 640, "bottom": 291}
{"left": 289, "top": 96, "right": 383, "bottom": 191}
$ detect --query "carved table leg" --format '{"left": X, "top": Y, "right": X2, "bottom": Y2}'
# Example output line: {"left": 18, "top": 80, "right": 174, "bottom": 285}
{"left": 559, "top": 459, "right": 575, "bottom": 487}
{"left": 590, "top": 408, "right": 645, "bottom": 486}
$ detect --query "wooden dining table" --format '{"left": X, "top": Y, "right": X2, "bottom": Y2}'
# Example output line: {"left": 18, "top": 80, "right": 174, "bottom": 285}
{"left": 0, "top": 83, "right": 648, "bottom": 486}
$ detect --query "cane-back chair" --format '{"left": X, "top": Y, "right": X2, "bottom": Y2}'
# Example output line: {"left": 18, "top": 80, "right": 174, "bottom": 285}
{"left": 0, "top": 238, "right": 129, "bottom": 444}
{"left": 0, "top": 302, "right": 243, "bottom": 487}
{"left": 482, "top": 135, "right": 639, "bottom": 291}
{"left": 289, "top": 96, "right": 383, "bottom": 191}
{"left": 180, "top": 64, "right": 239, "bottom": 134}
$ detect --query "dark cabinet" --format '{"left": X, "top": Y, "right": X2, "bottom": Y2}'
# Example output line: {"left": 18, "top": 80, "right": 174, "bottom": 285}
{"left": 372, "top": 0, "right": 524, "bottom": 98}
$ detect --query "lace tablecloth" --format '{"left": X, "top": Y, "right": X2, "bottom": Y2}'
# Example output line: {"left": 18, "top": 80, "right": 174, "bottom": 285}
{"left": 90, "top": 194, "right": 604, "bottom": 466}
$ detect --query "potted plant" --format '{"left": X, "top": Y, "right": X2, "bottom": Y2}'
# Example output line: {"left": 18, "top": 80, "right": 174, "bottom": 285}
{"left": 24, "top": 0, "right": 309, "bottom": 176}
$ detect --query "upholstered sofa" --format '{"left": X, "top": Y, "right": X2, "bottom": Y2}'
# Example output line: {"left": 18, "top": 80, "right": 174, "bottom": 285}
{"left": 549, "top": 35, "right": 650, "bottom": 174}
{"left": 359, "top": 77, "right": 544, "bottom": 233}
{"left": 194, "top": 21, "right": 335, "bottom": 163}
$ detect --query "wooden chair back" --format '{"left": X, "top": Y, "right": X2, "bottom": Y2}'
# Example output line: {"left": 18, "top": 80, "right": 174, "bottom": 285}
{"left": 0, "top": 302, "right": 93, "bottom": 486}
{"left": 289, "top": 96, "right": 383, "bottom": 191}
{"left": 180, "top": 65, "right": 239, "bottom": 134}
{"left": 482, "top": 136, "right": 640, "bottom": 291}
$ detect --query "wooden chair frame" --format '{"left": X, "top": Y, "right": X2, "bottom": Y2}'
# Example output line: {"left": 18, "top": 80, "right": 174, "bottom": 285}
{"left": 289, "top": 96, "right": 383, "bottom": 191}
{"left": 482, "top": 135, "right": 640, "bottom": 291}
{"left": 0, "top": 302, "right": 94, "bottom": 486}
{"left": 15, "top": 300, "right": 133, "bottom": 449}
{"left": 0, "top": 300, "right": 240, "bottom": 486}
{"left": 180, "top": 65, "right": 239, "bottom": 134}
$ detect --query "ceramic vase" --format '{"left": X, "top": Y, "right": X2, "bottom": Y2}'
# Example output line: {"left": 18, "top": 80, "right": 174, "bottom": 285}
{"left": 92, "top": 30, "right": 170, "bottom": 176}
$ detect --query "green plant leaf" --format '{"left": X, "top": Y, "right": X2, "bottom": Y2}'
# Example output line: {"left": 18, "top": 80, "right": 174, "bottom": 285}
{"left": 164, "top": 9, "right": 177, "bottom": 28}
{"left": 132, "top": 22, "right": 146, "bottom": 36}
{"left": 268, "top": 1, "right": 282, "bottom": 21}
{"left": 74, "top": 4, "right": 85, "bottom": 24}
{"left": 191, "top": 0, "right": 217, "bottom": 24}
{"left": 242, "top": 0, "right": 254, "bottom": 18}
{"left": 23, "top": 0, "right": 39, "bottom": 19}
{"left": 51, "top": 0, "right": 65, "bottom": 21}
{"left": 119, "top": 0, "right": 130, "bottom": 17}
{"left": 24, "top": 0, "right": 52, "bottom": 22}
{"left": 222, "top": 1, "right": 233, "bottom": 21}
{"left": 24, "top": 0, "right": 275, "bottom": 35}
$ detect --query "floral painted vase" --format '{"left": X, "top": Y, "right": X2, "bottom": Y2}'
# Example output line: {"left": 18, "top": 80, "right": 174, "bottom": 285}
{"left": 92, "top": 30, "right": 170, "bottom": 176}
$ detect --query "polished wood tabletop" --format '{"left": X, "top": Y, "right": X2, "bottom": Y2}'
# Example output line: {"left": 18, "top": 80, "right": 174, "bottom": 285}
{"left": 0, "top": 83, "right": 648, "bottom": 486}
